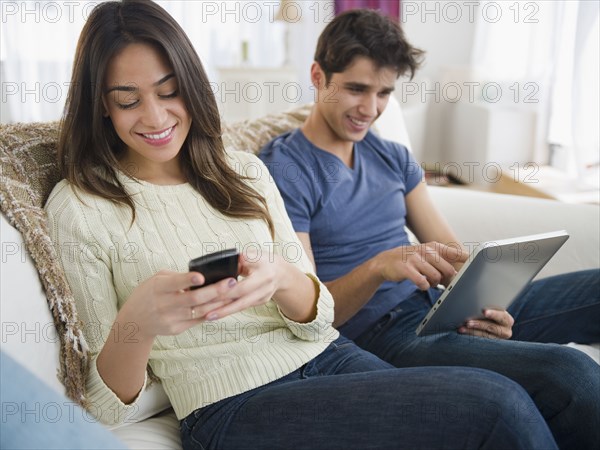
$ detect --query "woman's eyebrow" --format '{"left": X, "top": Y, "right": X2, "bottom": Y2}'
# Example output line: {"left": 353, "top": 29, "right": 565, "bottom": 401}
{"left": 105, "top": 73, "right": 175, "bottom": 94}
{"left": 153, "top": 73, "right": 175, "bottom": 87}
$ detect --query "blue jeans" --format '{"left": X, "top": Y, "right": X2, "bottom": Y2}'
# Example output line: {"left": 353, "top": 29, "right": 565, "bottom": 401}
{"left": 0, "top": 351, "right": 125, "bottom": 450}
{"left": 354, "top": 269, "right": 600, "bottom": 449}
{"left": 181, "top": 336, "right": 557, "bottom": 450}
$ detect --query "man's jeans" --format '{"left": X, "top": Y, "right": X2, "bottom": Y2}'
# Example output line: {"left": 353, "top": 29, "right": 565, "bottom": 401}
{"left": 355, "top": 269, "right": 600, "bottom": 449}
{"left": 181, "top": 336, "right": 557, "bottom": 450}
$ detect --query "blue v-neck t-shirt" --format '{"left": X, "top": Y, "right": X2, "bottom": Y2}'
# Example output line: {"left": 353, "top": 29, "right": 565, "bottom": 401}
{"left": 259, "top": 129, "right": 424, "bottom": 339}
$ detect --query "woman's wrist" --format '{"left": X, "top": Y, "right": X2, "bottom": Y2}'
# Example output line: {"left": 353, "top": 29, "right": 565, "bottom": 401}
{"left": 272, "top": 254, "right": 291, "bottom": 297}
{"left": 272, "top": 257, "right": 318, "bottom": 323}
{"left": 117, "top": 301, "right": 157, "bottom": 344}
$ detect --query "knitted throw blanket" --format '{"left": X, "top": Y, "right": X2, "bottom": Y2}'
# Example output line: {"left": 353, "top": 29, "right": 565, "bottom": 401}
{"left": 0, "top": 121, "right": 88, "bottom": 405}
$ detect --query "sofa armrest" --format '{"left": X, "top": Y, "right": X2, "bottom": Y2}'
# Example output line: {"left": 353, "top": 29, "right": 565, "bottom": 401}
{"left": 429, "top": 187, "right": 600, "bottom": 278}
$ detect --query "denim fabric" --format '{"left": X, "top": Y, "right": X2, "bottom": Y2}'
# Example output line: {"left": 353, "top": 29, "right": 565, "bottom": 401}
{"left": 181, "top": 336, "right": 557, "bottom": 450}
{"left": 354, "top": 269, "right": 600, "bottom": 449}
{"left": 0, "top": 351, "right": 125, "bottom": 450}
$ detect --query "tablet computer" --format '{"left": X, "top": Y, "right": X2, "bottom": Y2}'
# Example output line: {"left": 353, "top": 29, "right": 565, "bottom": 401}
{"left": 415, "top": 230, "right": 569, "bottom": 336}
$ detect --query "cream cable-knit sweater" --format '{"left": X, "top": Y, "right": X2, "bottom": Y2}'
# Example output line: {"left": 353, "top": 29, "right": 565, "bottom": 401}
{"left": 45, "top": 151, "right": 339, "bottom": 425}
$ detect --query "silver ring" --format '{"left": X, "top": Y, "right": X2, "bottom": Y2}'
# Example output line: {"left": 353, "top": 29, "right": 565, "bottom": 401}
{"left": 191, "top": 307, "right": 196, "bottom": 320}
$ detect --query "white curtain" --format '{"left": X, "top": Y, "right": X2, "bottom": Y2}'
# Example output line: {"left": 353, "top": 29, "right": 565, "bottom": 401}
{"left": 471, "top": 0, "right": 599, "bottom": 182}
{"left": 0, "top": 1, "right": 287, "bottom": 123}
{"left": 547, "top": 1, "right": 599, "bottom": 182}
{"left": 0, "top": 1, "right": 85, "bottom": 123}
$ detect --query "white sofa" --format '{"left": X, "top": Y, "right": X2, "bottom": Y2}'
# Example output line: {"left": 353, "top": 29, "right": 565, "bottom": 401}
{"left": 1, "top": 104, "right": 598, "bottom": 449}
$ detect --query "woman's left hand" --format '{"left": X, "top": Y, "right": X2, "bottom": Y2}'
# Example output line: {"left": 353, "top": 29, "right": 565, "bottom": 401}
{"left": 201, "top": 249, "right": 317, "bottom": 323}
{"left": 202, "top": 250, "right": 280, "bottom": 321}
{"left": 458, "top": 309, "right": 515, "bottom": 339}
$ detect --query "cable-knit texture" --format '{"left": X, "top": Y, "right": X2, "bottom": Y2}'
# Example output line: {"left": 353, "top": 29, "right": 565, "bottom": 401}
{"left": 44, "top": 151, "right": 338, "bottom": 425}
{"left": 0, "top": 107, "right": 314, "bottom": 412}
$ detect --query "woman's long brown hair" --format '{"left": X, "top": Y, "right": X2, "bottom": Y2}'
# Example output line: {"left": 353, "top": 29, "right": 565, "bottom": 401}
{"left": 59, "top": 0, "right": 274, "bottom": 236}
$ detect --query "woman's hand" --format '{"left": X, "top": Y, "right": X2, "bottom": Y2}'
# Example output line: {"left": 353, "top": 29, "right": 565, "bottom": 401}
{"left": 202, "top": 250, "right": 318, "bottom": 323}
{"left": 97, "top": 270, "right": 237, "bottom": 403}
{"left": 119, "top": 270, "right": 238, "bottom": 339}
{"left": 458, "top": 309, "right": 515, "bottom": 339}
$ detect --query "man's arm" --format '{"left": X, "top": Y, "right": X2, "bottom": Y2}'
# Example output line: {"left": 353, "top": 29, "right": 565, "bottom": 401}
{"left": 406, "top": 182, "right": 514, "bottom": 339}
{"left": 296, "top": 228, "right": 463, "bottom": 328}
{"left": 296, "top": 232, "right": 388, "bottom": 327}
{"left": 404, "top": 182, "right": 465, "bottom": 263}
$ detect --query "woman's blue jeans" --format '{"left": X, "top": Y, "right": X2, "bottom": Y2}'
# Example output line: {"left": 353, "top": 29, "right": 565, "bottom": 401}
{"left": 181, "top": 336, "right": 557, "bottom": 450}
{"left": 354, "top": 269, "right": 600, "bottom": 449}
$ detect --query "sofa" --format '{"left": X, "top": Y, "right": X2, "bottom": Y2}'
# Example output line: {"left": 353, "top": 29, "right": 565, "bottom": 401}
{"left": 1, "top": 102, "right": 598, "bottom": 449}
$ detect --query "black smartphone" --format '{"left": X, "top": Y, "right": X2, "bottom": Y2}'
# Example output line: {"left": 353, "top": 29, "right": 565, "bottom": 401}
{"left": 188, "top": 248, "right": 239, "bottom": 289}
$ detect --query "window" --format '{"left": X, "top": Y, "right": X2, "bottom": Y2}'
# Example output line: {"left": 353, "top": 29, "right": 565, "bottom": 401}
{"left": 1, "top": 1, "right": 286, "bottom": 123}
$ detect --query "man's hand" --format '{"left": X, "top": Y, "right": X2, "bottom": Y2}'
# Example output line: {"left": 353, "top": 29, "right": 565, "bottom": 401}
{"left": 375, "top": 242, "right": 467, "bottom": 290}
{"left": 458, "top": 309, "right": 515, "bottom": 339}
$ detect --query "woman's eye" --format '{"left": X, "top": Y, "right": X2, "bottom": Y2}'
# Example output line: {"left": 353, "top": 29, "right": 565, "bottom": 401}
{"left": 160, "top": 91, "right": 178, "bottom": 99}
{"left": 117, "top": 101, "right": 138, "bottom": 110}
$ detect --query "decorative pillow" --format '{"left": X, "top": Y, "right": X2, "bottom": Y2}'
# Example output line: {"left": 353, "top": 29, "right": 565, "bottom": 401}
{"left": 0, "top": 106, "right": 312, "bottom": 415}
{"left": 0, "top": 121, "right": 88, "bottom": 406}
{"left": 223, "top": 104, "right": 311, "bottom": 154}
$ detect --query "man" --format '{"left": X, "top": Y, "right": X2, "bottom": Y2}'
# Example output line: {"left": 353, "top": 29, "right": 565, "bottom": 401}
{"left": 259, "top": 9, "right": 600, "bottom": 449}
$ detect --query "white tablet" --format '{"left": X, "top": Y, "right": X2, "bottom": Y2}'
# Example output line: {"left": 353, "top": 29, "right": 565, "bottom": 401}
{"left": 416, "top": 230, "right": 569, "bottom": 336}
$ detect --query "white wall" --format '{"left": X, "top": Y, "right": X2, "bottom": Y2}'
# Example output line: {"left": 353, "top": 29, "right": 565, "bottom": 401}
{"left": 399, "top": 2, "right": 478, "bottom": 165}
{"left": 397, "top": 2, "right": 546, "bottom": 185}
{"left": 402, "top": 2, "right": 477, "bottom": 80}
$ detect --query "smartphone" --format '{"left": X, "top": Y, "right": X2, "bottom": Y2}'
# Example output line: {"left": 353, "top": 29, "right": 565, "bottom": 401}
{"left": 188, "top": 248, "right": 239, "bottom": 289}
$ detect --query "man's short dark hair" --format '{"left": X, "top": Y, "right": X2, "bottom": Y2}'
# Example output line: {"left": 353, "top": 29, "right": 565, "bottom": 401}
{"left": 315, "top": 9, "right": 424, "bottom": 83}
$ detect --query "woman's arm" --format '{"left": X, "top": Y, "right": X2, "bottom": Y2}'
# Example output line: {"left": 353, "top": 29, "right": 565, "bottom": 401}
{"left": 95, "top": 270, "right": 239, "bottom": 403}
{"left": 45, "top": 184, "right": 237, "bottom": 420}
{"left": 203, "top": 153, "right": 336, "bottom": 336}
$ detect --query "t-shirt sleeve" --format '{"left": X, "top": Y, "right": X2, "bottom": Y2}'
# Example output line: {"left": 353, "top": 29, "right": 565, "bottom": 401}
{"left": 258, "top": 138, "right": 315, "bottom": 233}
{"left": 396, "top": 143, "right": 424, "bottom": 194}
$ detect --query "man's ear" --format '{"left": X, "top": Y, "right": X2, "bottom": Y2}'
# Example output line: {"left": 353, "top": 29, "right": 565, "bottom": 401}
{"left": 310, "top": 62, "right": 325, "bottom": 89}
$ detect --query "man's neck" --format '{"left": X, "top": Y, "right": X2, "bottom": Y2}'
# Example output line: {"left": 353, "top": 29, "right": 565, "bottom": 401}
{"left": 301, "top": 108, "right": 355, "bottom": 169}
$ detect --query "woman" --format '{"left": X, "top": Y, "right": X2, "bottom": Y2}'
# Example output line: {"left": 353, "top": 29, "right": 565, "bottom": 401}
{"left": 45, "top": 1, "right": 557, "bottom": 448}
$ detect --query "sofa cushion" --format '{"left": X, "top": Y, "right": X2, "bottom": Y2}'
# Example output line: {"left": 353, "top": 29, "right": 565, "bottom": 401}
{"left": 111, "top": 410, "right": 182, "bottom": 450}
{"left": 1, "top": 212, "right": 63, "bottom": 394}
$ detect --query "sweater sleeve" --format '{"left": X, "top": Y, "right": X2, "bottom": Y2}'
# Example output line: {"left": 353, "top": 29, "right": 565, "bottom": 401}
{"left": 45, "top": 182, "right": 148, "bottom": 426}
{"left": 232, "top": 152, "right": 339, "bottom": 343}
